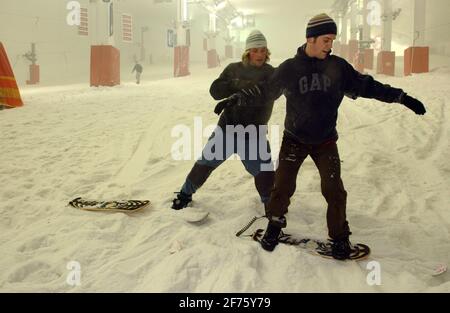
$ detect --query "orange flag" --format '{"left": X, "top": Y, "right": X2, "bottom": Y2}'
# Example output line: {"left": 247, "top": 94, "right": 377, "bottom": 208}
{"left": 0, "top": 42, "right": 23, "bottom": 108}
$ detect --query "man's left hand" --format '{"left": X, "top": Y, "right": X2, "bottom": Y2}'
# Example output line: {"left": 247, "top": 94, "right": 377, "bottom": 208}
{"left": 401, "top": 94, "right": 426, "bottom": 115}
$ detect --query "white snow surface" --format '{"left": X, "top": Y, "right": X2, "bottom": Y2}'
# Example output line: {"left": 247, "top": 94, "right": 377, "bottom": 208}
{"left": 0, "top": 61, "right": 449, "bottom": 292}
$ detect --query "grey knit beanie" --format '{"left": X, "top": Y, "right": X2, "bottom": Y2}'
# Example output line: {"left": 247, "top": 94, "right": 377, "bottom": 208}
{"left": 245, "top": 30, "right": 267, "bottom": 50}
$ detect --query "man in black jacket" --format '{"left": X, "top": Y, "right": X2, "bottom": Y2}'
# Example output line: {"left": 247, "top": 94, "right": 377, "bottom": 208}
{"left": 172, "top": 30, "right": 276, "bottom": 212}
{"left": 259, "top": 13, "right": 426, "bottom": 259}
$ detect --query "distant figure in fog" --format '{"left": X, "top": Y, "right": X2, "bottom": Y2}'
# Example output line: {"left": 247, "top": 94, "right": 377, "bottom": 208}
{"left": 132, "top": 61, "right": 143, "bottom": 84}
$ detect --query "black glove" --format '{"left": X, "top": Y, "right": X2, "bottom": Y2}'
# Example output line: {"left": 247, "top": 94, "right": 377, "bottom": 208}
{"left": 214, "top": 99, "right": 228, "bottom": 115}
{"left": 213, "top": 92, "right": 246, "bottom": 115}
{"left": 401, "top": 94, "right": 426, "bottom": 115}
{"left": 240, "top": 84, "right": 262, "bottom": 97}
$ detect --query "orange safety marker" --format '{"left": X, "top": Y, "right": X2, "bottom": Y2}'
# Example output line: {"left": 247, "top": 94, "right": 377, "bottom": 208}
{"left": 0, "top": 42, "right": 23, "bottom": 108}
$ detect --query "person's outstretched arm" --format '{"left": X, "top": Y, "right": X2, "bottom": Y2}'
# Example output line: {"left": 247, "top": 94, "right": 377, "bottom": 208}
{"left": 343, "top": 61, "right": 426, "bottom": 115}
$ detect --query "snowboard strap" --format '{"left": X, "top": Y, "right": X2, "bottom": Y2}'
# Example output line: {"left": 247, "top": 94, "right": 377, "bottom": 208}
{"left": 235, "top": 215, "right": 266, "bottom": 237}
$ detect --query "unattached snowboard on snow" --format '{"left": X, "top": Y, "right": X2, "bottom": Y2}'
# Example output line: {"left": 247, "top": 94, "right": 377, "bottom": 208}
{"left": 171, "top": 206, "right": 209, "bottom": 223}
{"left": 69, "top": 197, "right": 151, "bottom": 213}
{"left": 251, "top": 228, "right": 371, "bottom": 261}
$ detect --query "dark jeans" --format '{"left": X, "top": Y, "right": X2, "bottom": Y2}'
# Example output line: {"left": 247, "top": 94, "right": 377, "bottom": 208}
{"left": 181, "top": 126, "right": 275, "bottom": 204}
{"left": 266, "top": 135, "right": 350, "bottom": 240}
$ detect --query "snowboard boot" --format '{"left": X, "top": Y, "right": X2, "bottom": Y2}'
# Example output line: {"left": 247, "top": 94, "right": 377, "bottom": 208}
{"left": 330, "top": 237, "right": 352, "bottom": 260}
{"left": 260, "top": 222, "right": 282, "bottom": 252}
{"left": 171, "top": 191, "right": 192, "bottom": 210}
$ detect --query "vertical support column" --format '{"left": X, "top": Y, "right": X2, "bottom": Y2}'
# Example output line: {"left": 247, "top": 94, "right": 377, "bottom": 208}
{"left": 174, "top": 0, "right": 190, "bottom": 77}
{"left": 90, "top": 45, "right": 120, "bottom": 86}
{"left": 206, "top": 12, "right": 219, "bottom": 68}
{"left": 376, "top": 51, "right": 395, "bottom": 76}
{"left": 350, "top": 1, "right": 359, "bottom": 41}
{"left": 91, "top": 0, "right": 115, "bottom": 46}
{"left": 224, "top": 26, "right": 234, "bottom": 59}
{"left": 225, "top": 44, "right": 233, "bottom": 59}
{"left": 363, "top": 0, "right": 374, "bottom": 70}
{"left": 330, "top": 12, "right": 341, "bottom": 56}
{"left": 362, "top": 0, "right": 372, "bottom": 42}
{"left": 348, "top": 39, "right": 359, "bottom": 64}
{"left": 90, "top": 0, "right": 120, "bottom": 86}
{"left": 27, "top": 64, "right": 40, "bottom": 85}
{"left": 339, "top": 10, "right": 349, "bottom": 61}
{"left": 377, "top": 0, "right": 395, "bottom": 76}
{"left": 381, "top": 0, "right": 392, "bottom": 52}
{"left": 26, "top": 43, "right": 40, "bottom": 85}
{"left": 140, "top": 27, "right": 149, "bottom": 62}
{"left": 234, "top": 29, "right": 243, "bottom": 59}
{"left": 404, "top": 46, "right": 428, "bottom": 76}
{"left": 348, "top": 1, "right": 360, "bottom": 64}
{"left": 356, "top": 0, "right": 374, "bottom": 71}
{"left": 363, "top": 48, "right": 374, "bottom": 70}
{"left": 413, "top": 0, "right": 426, "bottom": 46}
{"left": 341, "top": 11, "right": 348, "bottom": 45}
{"left": 404, "top": 0, "right": 428, "bottom": 76}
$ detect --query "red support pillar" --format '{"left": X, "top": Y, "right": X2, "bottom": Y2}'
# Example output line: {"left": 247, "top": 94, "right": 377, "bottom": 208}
{"left": 348, "top": 40, "right": 359, "bottom": 64}
{"left": 90, "top": 45, "right": 120, "bottom": 87}
{"left": 340, "top": 44, "right": 349, "bottom": 61}
{"left": 207, "top": 49, "right": 219, "bottom": 68}
{"left": 354, "top": 52, "right": 365, "bottom": 73}
{"left": 333, "top": 41, "right": 341, "bottom": 57}
{"left": 404, "top": 46, "right": 429, "bottom": 76}
{"left": 26, "top": 64, "right": 40, "bottom": 85}
{"left": 364, "top": 49, "right": 374, "bottom": 70}
{"left": 174, "top": 45, "right": 190, "bottom": 77}
{"left": 377, "top": 51, "right": 395, "bottom": 76}
{"left": 225, "top": 45, "right": 233, "bottom": 59}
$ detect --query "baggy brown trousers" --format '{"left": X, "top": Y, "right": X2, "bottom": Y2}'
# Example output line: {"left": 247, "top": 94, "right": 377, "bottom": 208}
{"left": 266, "top": 135, "right": 351, "bottom": 240}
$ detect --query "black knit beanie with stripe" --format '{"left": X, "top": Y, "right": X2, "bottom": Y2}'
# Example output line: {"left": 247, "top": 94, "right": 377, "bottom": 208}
{"left": 306, "top": 13, "right": 337, "bottom": 38}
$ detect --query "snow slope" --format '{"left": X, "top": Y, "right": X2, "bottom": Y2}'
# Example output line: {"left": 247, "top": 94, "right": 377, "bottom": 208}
{"left": 0, "top": 61, "right": 449, "bottom": 292}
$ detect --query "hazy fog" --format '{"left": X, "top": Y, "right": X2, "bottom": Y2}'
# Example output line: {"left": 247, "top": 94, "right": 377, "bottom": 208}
{"left": 1, "top": 0, "right": 450, "bottom": 85}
